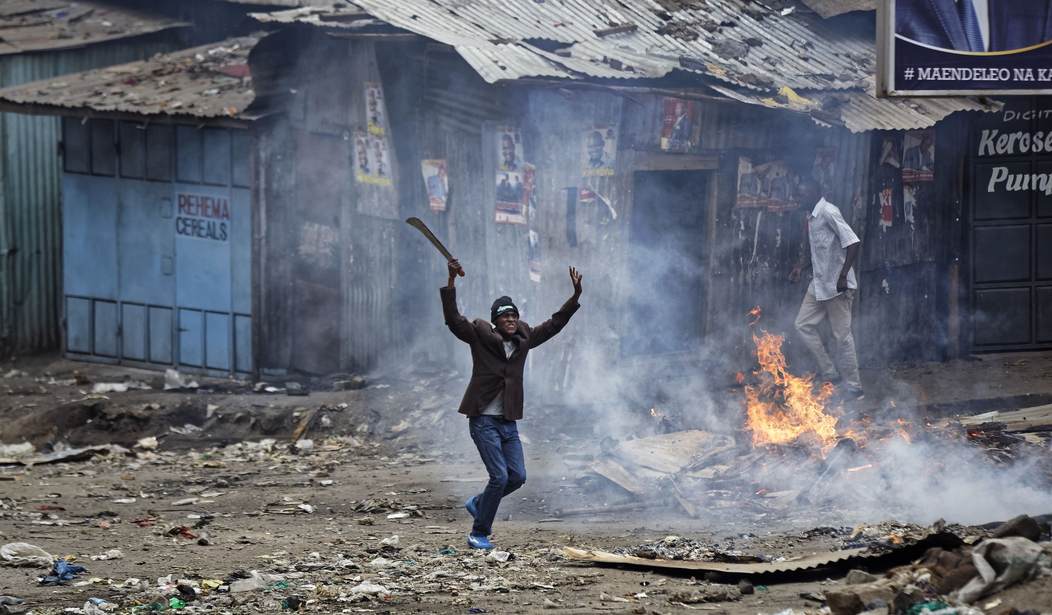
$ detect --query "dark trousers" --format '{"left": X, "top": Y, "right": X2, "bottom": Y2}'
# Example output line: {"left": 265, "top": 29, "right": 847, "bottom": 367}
{"left": 469, "top": 415, "right": 526, "bottom": 536}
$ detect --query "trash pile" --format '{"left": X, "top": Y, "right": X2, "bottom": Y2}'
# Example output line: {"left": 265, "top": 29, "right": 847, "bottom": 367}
{"left": 566, "top": 515, "right": 1052, "bottom": 615}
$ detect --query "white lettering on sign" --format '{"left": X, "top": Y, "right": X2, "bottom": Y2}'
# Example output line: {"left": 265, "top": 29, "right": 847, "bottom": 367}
{"left": 977, "top": 129, "right": 1052, "bottom": 156}
{"left": 175, "top": 192, "right": 229, "bottom": 242}
{"left": 987, "top": 167, "right": 1052, "bottom": 196}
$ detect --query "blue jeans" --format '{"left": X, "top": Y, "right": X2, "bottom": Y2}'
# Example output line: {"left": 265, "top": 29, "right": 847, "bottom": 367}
{"left": 469, "top": 415, "right": 526, "bottom": 536}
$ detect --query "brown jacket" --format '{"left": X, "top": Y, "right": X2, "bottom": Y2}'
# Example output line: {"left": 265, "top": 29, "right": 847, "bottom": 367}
{"left": 441, "top": 286, "right": 579, "bottom": 421}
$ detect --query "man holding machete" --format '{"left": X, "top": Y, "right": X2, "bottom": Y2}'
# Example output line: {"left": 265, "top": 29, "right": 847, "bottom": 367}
{"left": 442, "top": 258, "right": 582, "bottom": 550}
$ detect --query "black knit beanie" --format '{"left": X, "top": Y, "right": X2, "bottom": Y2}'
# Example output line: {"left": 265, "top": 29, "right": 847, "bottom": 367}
{"left": 490, "top": 296, "right": 519, "bottom": 322}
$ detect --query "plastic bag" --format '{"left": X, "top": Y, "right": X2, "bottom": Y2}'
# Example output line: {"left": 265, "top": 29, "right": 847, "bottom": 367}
{"left": 0, "top": 543, "right": 53, "bottom": 568}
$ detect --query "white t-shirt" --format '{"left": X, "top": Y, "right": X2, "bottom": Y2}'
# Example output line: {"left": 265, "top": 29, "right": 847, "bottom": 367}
{"left": 808, "top": 198, "right": 860, "bottom": 302}
{"left": 481, "top": 337, "right": 516, "bottom": 416}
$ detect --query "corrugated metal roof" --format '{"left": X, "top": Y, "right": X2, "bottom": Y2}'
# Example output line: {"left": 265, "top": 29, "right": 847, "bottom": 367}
{"left": 0, "top": 1, "right": 188, "bottom": 56}
{"left": 0, "top": 35, "right": 262, "bottom": 120}
{"left": 255, "top": 0, "right": 874, "bottom": 91}
{"left": 252, "top": 0, "right": 992, "bottom": 131}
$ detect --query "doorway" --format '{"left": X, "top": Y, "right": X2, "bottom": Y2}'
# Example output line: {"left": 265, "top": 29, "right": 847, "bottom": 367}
{"left": 623, "top": 170, "right": 709, "bottom": 356}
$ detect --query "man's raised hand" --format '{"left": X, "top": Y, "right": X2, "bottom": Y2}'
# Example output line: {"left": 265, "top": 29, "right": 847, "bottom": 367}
{"left": 569, "top": 266, "right": 583, "bottom": 299}
{"left": 447, "top": 259, "right": 465, "bottom": 288}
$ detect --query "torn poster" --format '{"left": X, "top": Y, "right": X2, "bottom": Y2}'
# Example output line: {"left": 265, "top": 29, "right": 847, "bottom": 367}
{"left": 496, "top": 163, "right": 534, "bottom": 225}
{"left": 904, "top": 182, "right": 918, "bottom": 229}
{"left": 421, "top": 159, "right": 449, "bottom": 212}
{"left": 902, "top": 130, "right": 934, "bottom": 183}
{"left": 297, "top": 222, "right": 339, "bottom": 270}
{"left": 660, "top": 98, "right": 696, "bottom": 152}
{"left": 528, "top": 229, "right": 542, "bottom": 283}
{"left": 735, "top": 158, "right": 798, "bottom": 211}
{"left": 578, "top": 187, "right": 618, "bottom": 220}
{"left": 879, "top": 185, "right": 894, "bottom": 232}
{"left": 354, "top": 131, "right": 393, "bottom": 187}
{"left": 582, "top": 125, "right": 618, "bottom": 177}
{"left": 365, "top": 82, "right": 386, "bottom": 137}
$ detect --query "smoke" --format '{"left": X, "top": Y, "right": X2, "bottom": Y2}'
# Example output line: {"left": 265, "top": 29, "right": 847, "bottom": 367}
{"left": 256, "top": 35, "right": 1051, "bottom": 530}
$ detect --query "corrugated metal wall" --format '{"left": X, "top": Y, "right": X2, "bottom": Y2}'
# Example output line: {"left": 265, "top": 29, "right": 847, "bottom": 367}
{"left": 0, "top": 36, "right": 181, "bottom": 354}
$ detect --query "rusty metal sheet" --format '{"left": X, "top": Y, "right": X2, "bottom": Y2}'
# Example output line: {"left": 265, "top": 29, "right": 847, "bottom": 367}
{"left": 0, "top": 35, "right": 263, "bottom": 120}
{"left": 562, "top": 546, "right": 870, "bottom": 574}
{"left": 708, "top": 82, "right": 1000, "bottom": 133}
{"left": 0, "top": 1, "right": 187, "bottom": 56}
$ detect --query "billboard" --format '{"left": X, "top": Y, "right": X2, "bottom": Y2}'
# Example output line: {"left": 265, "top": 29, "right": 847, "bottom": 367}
{"left": 879, "top": 1, "right": 1052, "bottom": 95}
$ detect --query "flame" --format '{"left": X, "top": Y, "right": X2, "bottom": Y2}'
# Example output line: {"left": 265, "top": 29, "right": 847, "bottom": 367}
{"left": 895, "top": 418, "right": 912, "bottom": 443}
{"left": 744, "top": 331, "right": 839, "bottom": 451}
{"left": 747, "top": 306, "right": 763, "bottom": 326}
{"left": 735, "top": 372, "right": 746, "bottom": 385}
{"left": 649, "top": 407, "right": 664, "bottom": 419}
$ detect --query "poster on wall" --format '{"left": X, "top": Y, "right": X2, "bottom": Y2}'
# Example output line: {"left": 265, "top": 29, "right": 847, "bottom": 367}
{"left": 496, "top": 163, "right": 534, "bottom": 225}
{"left": 497, "top": 126, "right": 525, "bottom": 172}
{"left": 901, "top": 129, "right": 934, "bottom": 183}
{"left": 660, "top": 97, "right": 696, "bottom": 152}
{"left": 421, "top": 159, "right": 449, "bottom": 212}
{"left": 354, "top": 131, "right": 392, "bottom": 187}
{"left": 735, "top": 158, "right": 798, "bottom": 211}
{"left": 365, "top": 82, "right": 386, "bottom": 136}
{"left": 581, "top": 125, "right": 618, "bottom": 177}
{"left": 879, "top": 1, "right": 1052, "bottom": 95}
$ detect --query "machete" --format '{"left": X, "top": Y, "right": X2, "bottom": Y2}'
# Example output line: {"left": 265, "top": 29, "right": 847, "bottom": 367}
{"left": 405, "top": 217, "right": 465, "bottom": 276}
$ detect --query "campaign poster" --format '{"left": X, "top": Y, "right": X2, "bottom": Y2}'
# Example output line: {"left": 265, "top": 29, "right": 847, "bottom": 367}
{"left": 496, "top": 163, "right": 534, "bottom": 225}
{"left": 497, "top": 126, "right": 525, "bottom": 173}
{"left": 353, "top": 131, "right": 392, "bottom": 187}
{"left": 421, "top": 159, "right": 449, "bottom": 212}
{"left": 735, "top": 158, "right": 798, "bottom": 211}
{"left": 581, "top": 125, "right": 618, "bottom": 177}
{"left": 660, "top": 97, "right": 696, "bottom": 152}
{"left": 880, "top": 1, "right": 1052, "bottom": 95}
{"left": 365, "top": 82, "right": 386, "bottom": 136}
{"left": 901, "top": 130, "right": 934, "bottom": 183}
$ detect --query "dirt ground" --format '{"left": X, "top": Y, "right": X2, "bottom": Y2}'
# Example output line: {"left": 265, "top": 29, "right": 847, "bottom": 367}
{"left": 0, "top": 354, "right": 1051, "bottom": 613}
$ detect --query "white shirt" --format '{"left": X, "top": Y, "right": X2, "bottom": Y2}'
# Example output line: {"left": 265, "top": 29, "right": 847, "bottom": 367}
{"left": 808, "top": 198, "right": 860, "bottom": 302}
{"left": 481, "top": 333, "right": 516, "bottom": 416}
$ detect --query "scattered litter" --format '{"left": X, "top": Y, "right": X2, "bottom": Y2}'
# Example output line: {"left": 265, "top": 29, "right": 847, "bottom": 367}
{"left": 90, "top": 549, "right": 124, "bottom": 561}
{"left": 0, "top": 595, "right": 26, "bottom": 615}
{"left": 39, "top": 559, "right": 86, "bottom": 585}
{"left": 381, "top": 535, "right": 400, "bottom": 547}
{"left": 135, "top": 436, "right": 159, "bottom": 450}
{"left": 92, "top": 381, "right": 150, "bottom": 394}
{"left": 956, "top": 537, "right": 1045, "bottom": 603}
{"left": 1, "top": 542, "right": 53, "bottom": 567}
{"left": 349, "top": 580, "right": 390, "bottom": 596}
{"left": 487, "top": 550, "right": 512, "bottom": 563}
{"left": 0, "top": 443, "right": 34, "bottom": 458}
{"left": 164, "top": 369, "right": 199, "bottom": 391}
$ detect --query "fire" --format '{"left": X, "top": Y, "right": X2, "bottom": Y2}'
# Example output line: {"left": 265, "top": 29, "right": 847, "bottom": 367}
{"left": 744, "top": 331, "right": 840, "bottom": 450}
{"left": 735, "top": 372, "right": 745, "bottom": 385}
{"left": 649, "top": 408, "right": 664, "bottom": 419}
{"left": 747, "top": 306, "right": 762, "bottom": 325}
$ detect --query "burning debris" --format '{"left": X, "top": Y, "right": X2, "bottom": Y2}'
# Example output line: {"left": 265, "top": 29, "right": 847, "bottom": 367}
{"left": 578, "top": 309, "right": 1052, "bottom": 525}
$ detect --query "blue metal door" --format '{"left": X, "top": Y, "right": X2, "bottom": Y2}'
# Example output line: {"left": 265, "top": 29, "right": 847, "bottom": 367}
{"left": 174, "top": 184, "right": 234, "bottom": 371}
{"left": 118, "top": 180, "right": 175, "bottom": 364}
{"left": 63, "top": 175, "right": 118, "bottom": 358}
